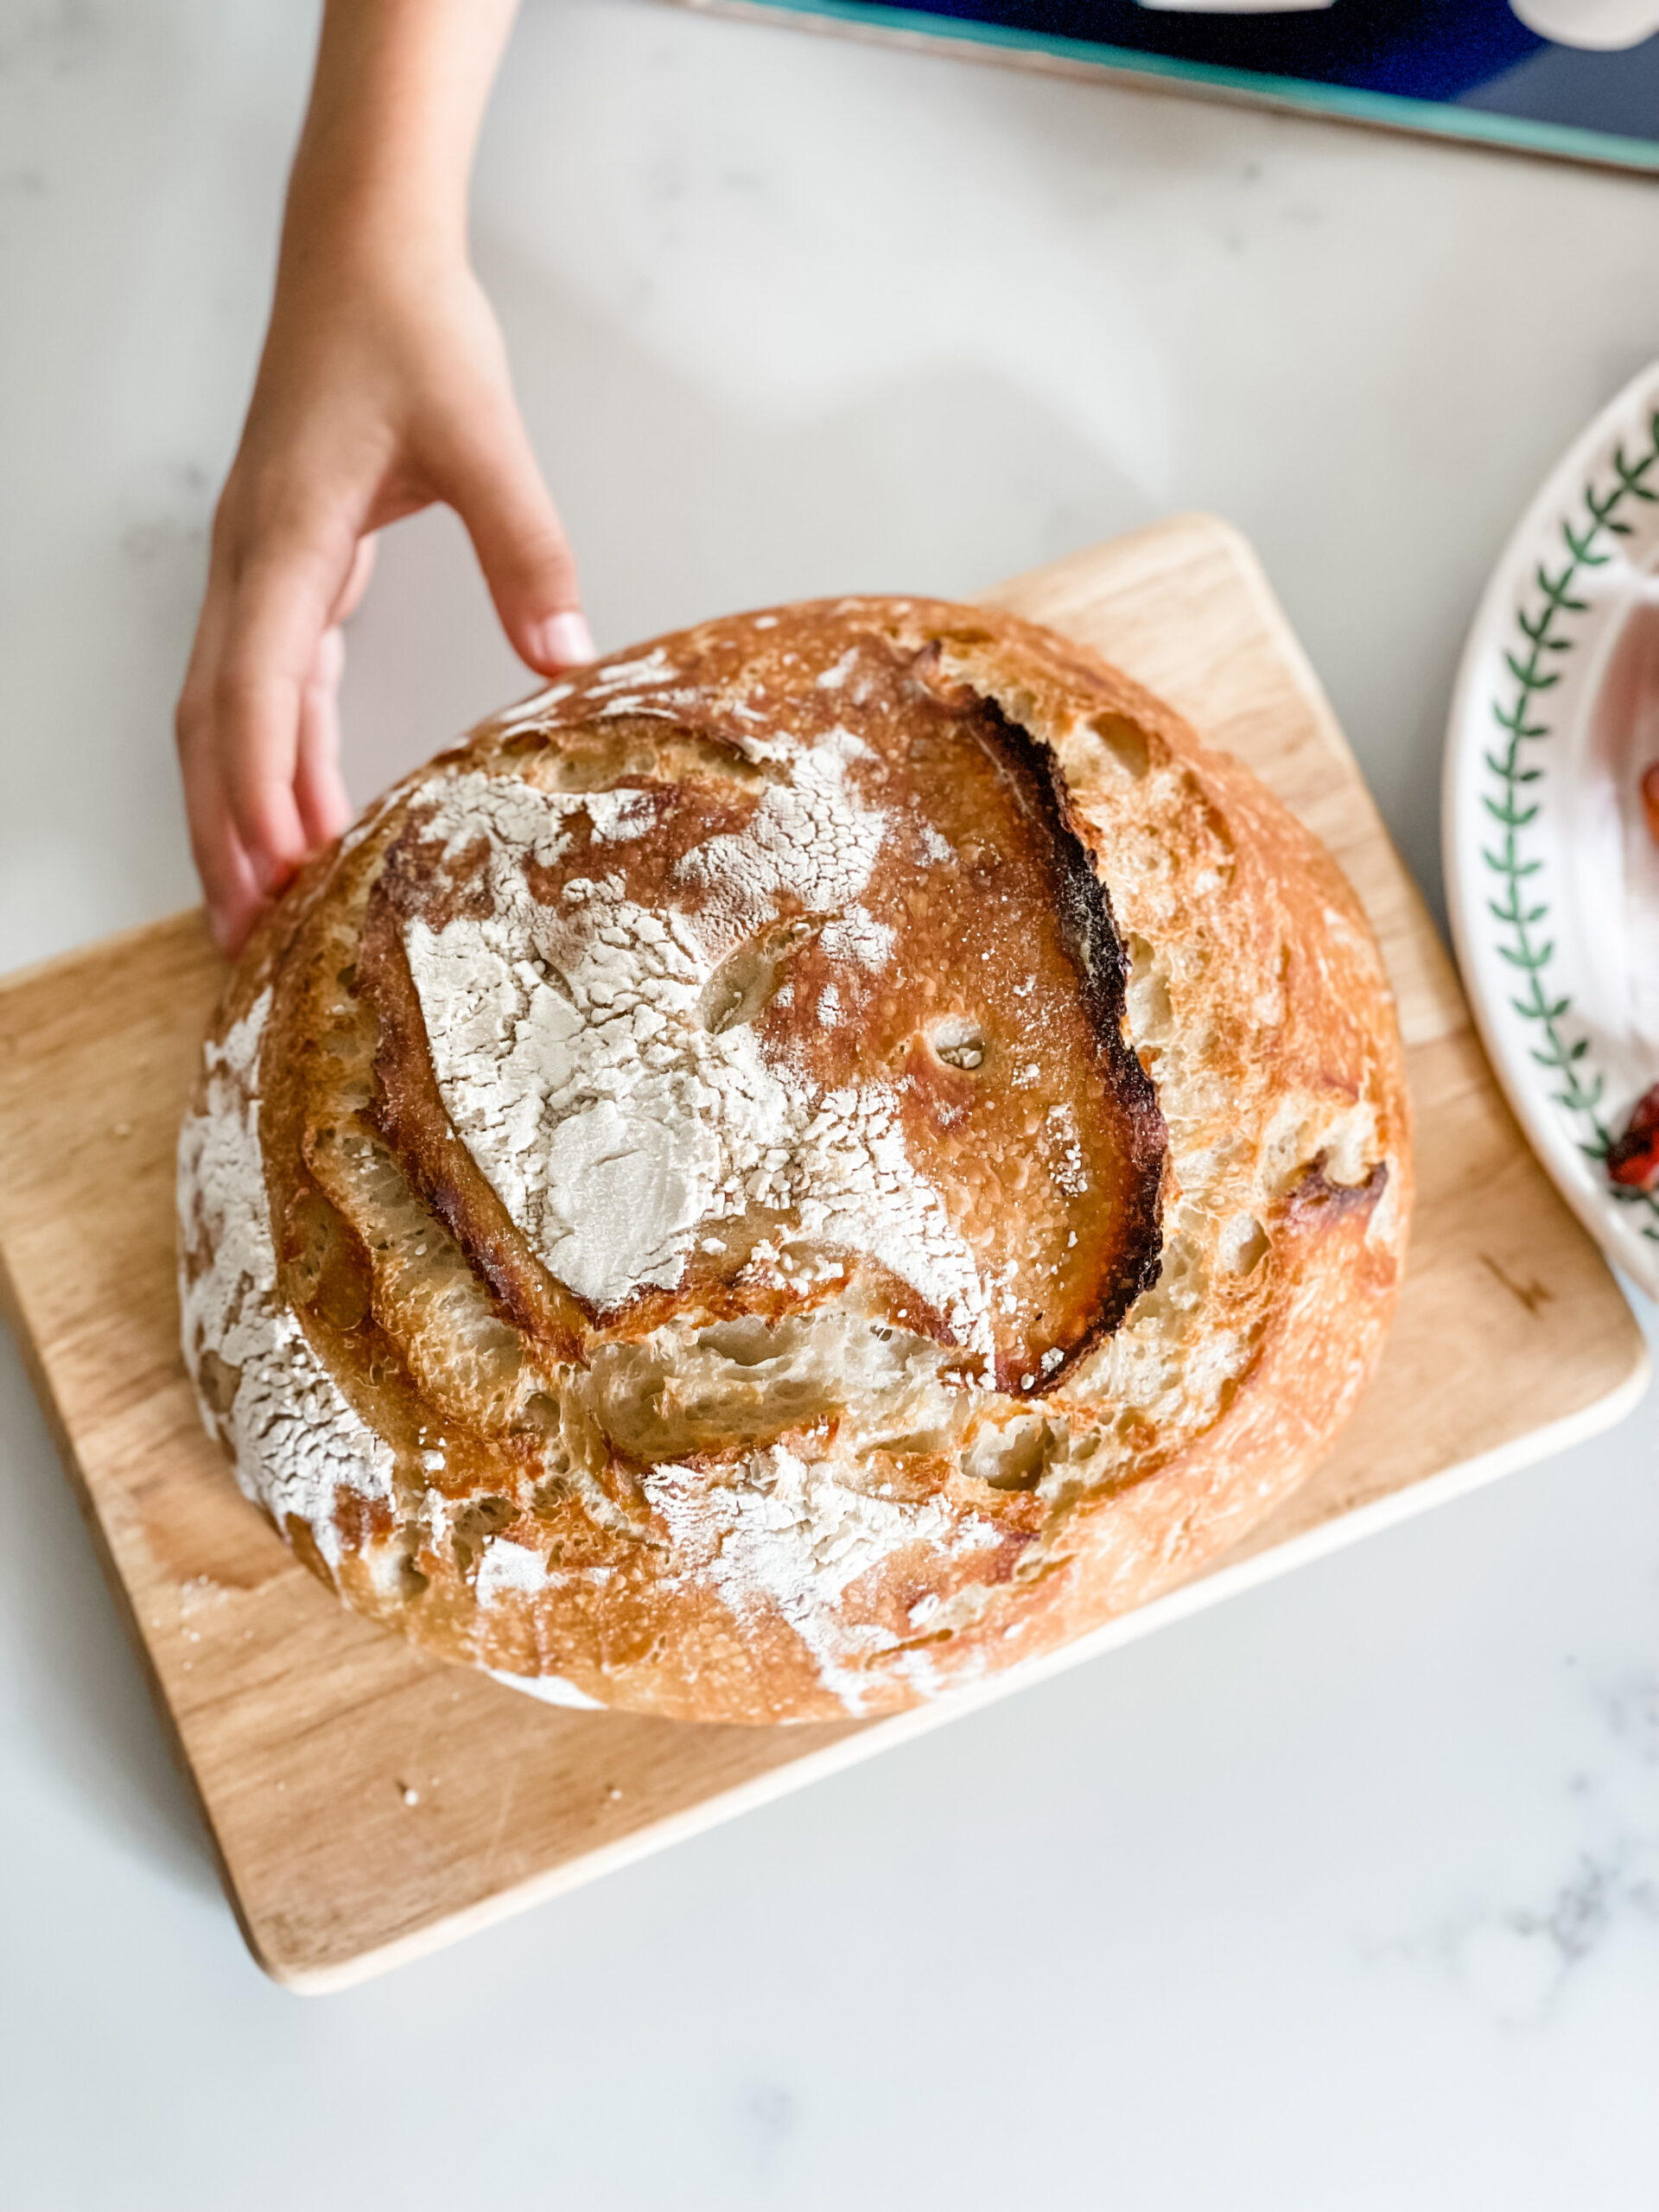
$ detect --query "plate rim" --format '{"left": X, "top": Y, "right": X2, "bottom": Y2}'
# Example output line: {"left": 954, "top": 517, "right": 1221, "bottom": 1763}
{"left": 1442, "top": 356, "right": 1659, "bottom": 1302}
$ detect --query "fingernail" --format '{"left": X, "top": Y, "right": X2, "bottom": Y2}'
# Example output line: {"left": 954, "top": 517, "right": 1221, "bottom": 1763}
{"left": 535, "top": 611, "right": 595, "bottom": 669}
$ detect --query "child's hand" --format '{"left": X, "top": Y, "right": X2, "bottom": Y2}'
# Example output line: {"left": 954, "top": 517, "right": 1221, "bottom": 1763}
{"left": 175, "top": 0, "right": 578, "bottom": 957}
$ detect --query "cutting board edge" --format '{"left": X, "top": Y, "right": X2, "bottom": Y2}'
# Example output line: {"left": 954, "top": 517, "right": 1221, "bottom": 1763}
{"left": 0, "top": 1224, "right": 279, "bottom": 1979}
{"left": 2, "top": 514, "right": 1647, "bottom": 1993}
{"left": 0, "top": 904, "right": 209, "bottom": 1007}
{"left": 264, "top": 1325, "right": 1649, "bottom": 1990}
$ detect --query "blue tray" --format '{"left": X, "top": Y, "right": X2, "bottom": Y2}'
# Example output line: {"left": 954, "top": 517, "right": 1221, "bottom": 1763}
{"left": 696, "top": 0, "right": 1659, "bottom": 173}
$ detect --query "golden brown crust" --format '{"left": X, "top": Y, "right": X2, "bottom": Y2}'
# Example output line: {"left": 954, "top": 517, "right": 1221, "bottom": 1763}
{"left": 178, "top": 596, "right": 1411, "bottom": 1724}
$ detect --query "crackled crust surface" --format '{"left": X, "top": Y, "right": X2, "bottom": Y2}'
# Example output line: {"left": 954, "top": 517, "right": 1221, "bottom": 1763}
{"left": 177, "top": 598, "right": 1411, "bottom": 1723}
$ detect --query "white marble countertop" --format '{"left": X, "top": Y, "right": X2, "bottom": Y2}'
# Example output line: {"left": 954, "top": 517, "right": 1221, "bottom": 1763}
{"left": 3, "top": 3, "right": 1658, "bottom": 2202}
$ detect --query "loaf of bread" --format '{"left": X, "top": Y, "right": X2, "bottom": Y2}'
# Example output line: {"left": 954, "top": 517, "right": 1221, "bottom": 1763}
{"left": 177, "top": 599, "right": 1409, "bottom": 1723}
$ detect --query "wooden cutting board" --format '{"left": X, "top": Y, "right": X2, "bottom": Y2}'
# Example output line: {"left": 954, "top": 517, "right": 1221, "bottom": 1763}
{"left": 0, "top": 515, "right": 1643, "bottom": 1992}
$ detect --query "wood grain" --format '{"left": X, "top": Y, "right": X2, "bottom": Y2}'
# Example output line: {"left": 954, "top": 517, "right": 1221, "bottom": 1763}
{"left": 0, "top": 516, "right": 1643, "bottom": 1991}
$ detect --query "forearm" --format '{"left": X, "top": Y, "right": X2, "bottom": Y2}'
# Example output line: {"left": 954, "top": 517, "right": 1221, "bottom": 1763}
{"left": 283, "top": 0, "right": 520, "bottom": 280}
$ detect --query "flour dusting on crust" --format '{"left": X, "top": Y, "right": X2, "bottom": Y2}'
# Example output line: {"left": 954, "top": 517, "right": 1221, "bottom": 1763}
{"left": 404, "top": 760, "right": 996, "bottom": 1349}
{"left": 176, "top": 990, "right": 394, "bottom": 1567}
{"left": 644, "top": 1449, "right": 999, "bottom": 1715}
{"left": 178, "top": 594, "right": 1410, "bottom": 1726}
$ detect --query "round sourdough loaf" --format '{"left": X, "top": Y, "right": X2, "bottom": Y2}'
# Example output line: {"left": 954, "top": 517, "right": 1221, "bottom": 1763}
{"left": 177, "top": 598, "right": 1409, "bottom": 1723}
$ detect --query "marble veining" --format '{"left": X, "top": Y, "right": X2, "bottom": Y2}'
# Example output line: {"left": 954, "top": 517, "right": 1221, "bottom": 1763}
{"left": 1379, "top": 1660, "right": 1659, "bottom": 2027}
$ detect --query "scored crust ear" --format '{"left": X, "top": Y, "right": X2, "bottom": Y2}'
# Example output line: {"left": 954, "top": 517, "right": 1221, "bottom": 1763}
{"left": 359, "top": 886, "right": 592, "bottom": 1367}
{"left": 353, "top": 630, "right": 1170, "bottom": 1395}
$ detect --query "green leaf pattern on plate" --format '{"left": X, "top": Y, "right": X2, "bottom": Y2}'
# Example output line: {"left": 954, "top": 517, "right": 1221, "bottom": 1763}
{"left": 1482, "top": 410, "right": 1659, "bottom": 1240}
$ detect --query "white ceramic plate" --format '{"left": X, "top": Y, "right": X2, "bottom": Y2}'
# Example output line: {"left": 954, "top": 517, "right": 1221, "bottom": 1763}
{"left": 1445, "top": 359, "right": 1659, "bottom": 1299}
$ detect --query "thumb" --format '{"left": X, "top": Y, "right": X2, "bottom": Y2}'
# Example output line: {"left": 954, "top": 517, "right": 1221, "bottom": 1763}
{"left": 438, "top": 403, "right": 593, "bottom": 673}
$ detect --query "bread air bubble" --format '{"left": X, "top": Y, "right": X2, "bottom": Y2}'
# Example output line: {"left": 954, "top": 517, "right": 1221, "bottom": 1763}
{"left": 929, "top": 1017, "right": 986, "bottom": 1071}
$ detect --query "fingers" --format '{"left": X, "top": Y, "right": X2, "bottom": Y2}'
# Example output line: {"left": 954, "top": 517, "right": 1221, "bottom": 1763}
{"left": 178, "top": 341, "right": 588, "bottom": 959}
{"left": 177, "top": 496, "right": 365, "bottom": 955}
{"left": 188, "top": 785, "right": 264, "bottom": 958}
{"left": 332, "top": 531, "right": 378, "bottom": 626}
{"left": 178, "top": 575, "right": 261, "bottom": 955}
{"left": 295, "top": 623, "right": 353, "bottom": 850}
{"left": 290, "top": 536, "right": 375, "bottom": 847}
{"left": 175, "top": 708, "right": 265, "bottom": 958}
{"left": 213, "top": 560, "right": 329, "bottom": 893}
{"left": 437, "top": 403, "right": 594, "bottom": 673}
{"left": 280, "top": 540, "right": 372, "bottom": 857}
